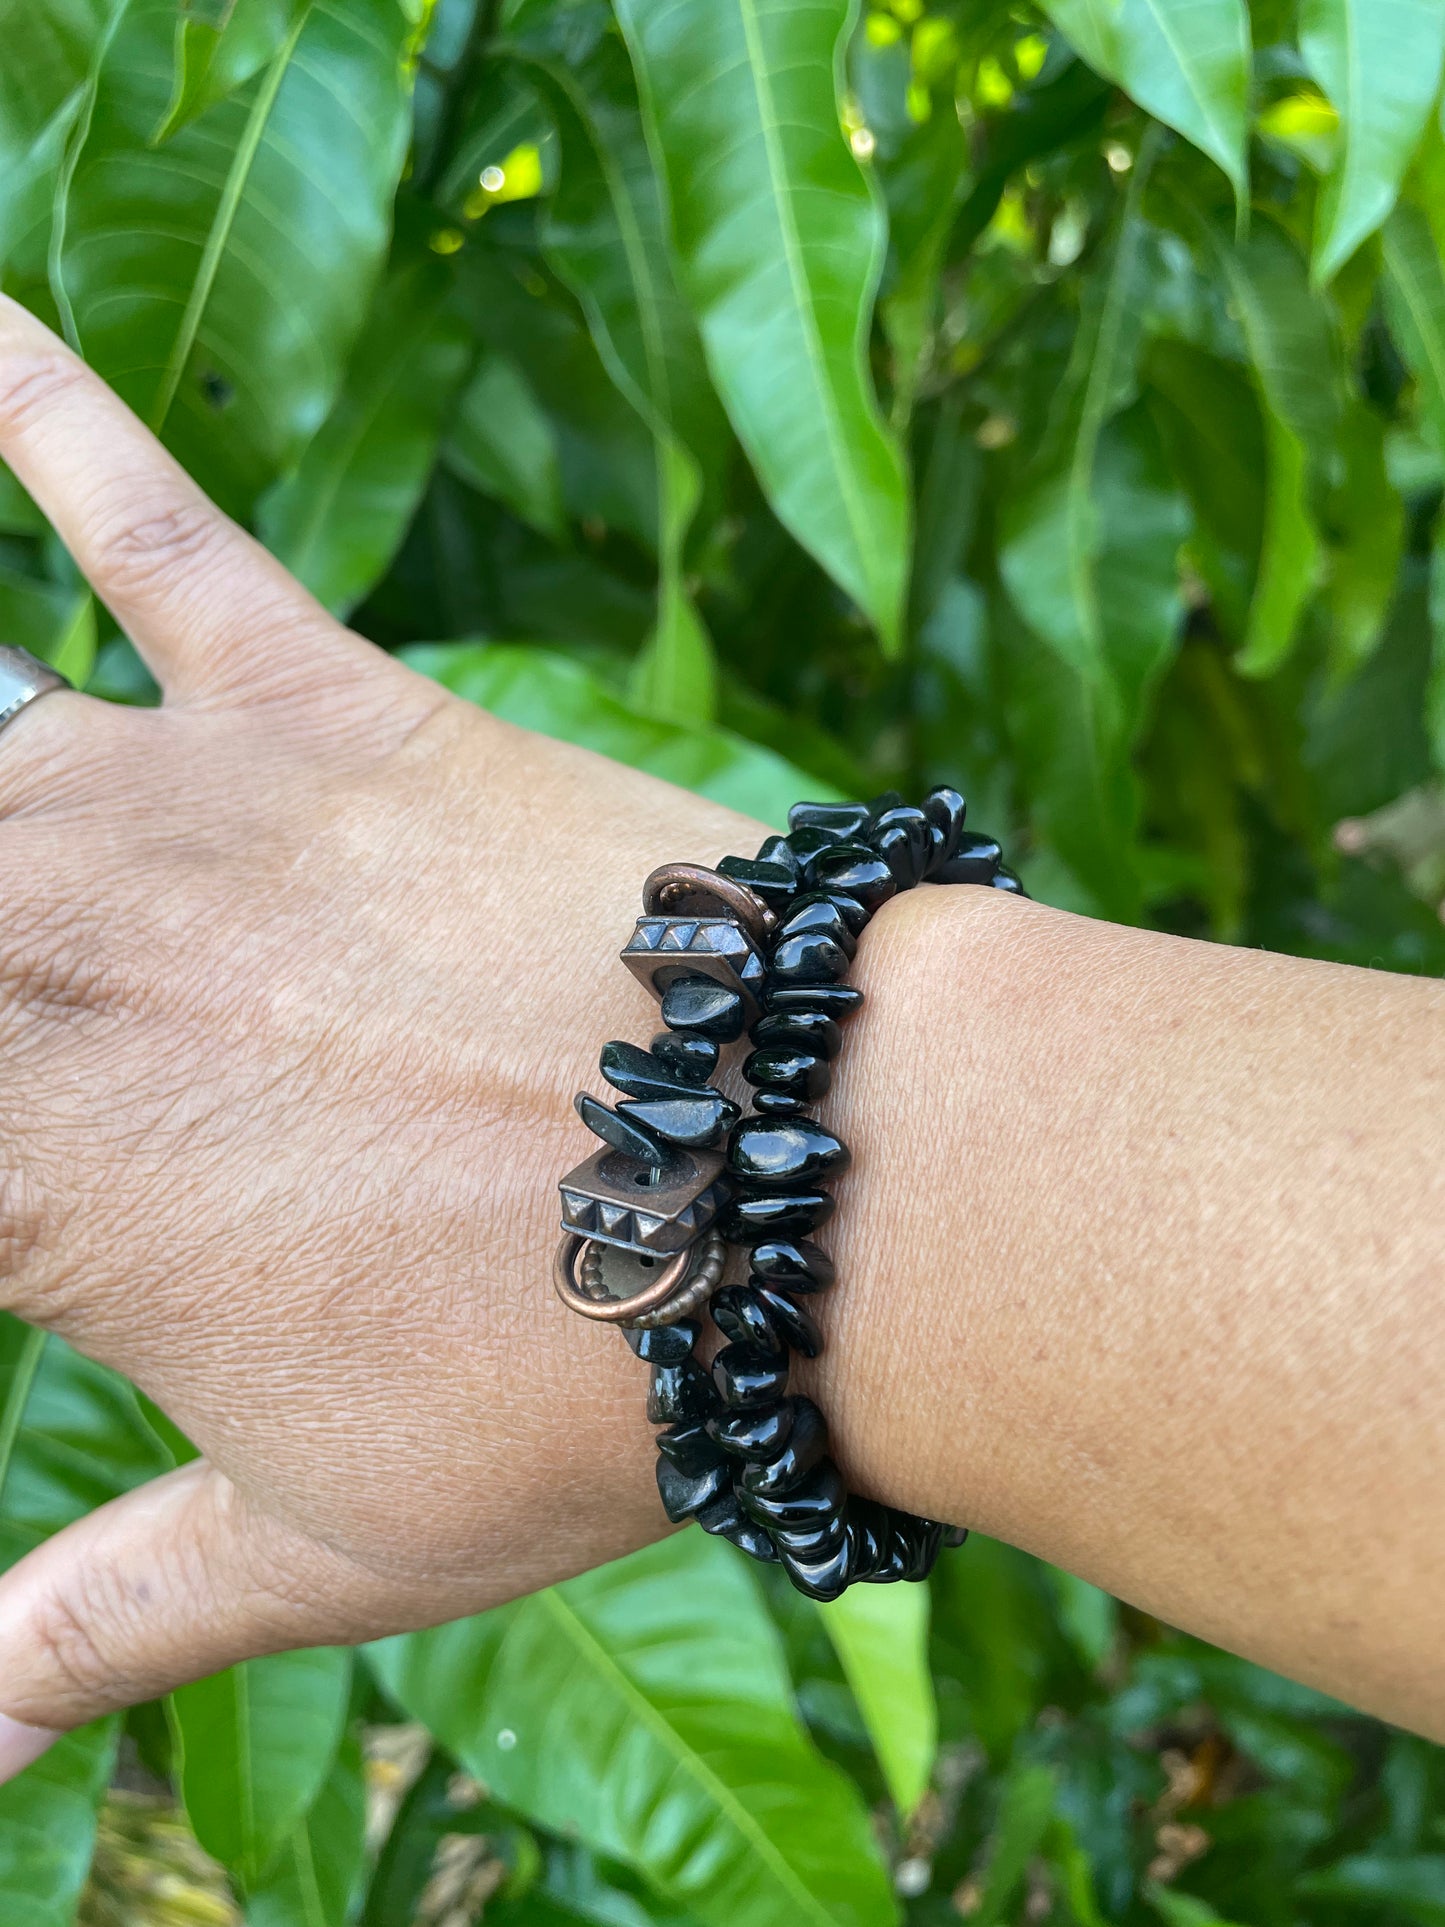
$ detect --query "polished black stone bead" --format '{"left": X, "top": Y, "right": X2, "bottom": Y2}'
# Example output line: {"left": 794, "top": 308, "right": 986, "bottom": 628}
{"left": 869, "top": 806, "right": 930, "bottom": 888}
{"left": 768, "top": 931, "right": 851, "bottom": 987}
{"left": 941, "top": 1522, "right": 971, "bottom": 1548}
{"left": 789, "top": 800, "right": 873, "bottom": 840}
{"left": 875, "top": 1515, "right": 944, "bottom": 1583}
{"left": 649, "top": 1029, "right": 720, "bottom": 1083}
{"left": 804, "top": 843, "right": 898, "bottom": 912}
{"left": 712, "top": 1340, "right": 790, "bottom": 1408}
{"left": 656, "top": 1453, "right": 730, "bottom": 1523}
{"left": 719, "top": 1514, "right": 781, "bottom": 1562}
{"left": 647, "top": 1357, "right": 721, "bottom": 1424}
{"left": 904, "top": 1519, "right": 946, "bottom": 1582}
{"left": 728, "top": 1117, "right": 851, "bottom": 1189}
{"left": 765, "top": 983, "right": 864, "bottom": 1021}
{"left": 867, "top": 790, "right": 904, "bottom": 819}
{"left": 709, "top": 1510, "right": 774, "bottom": 1557}
{"left": 801, "top": 887, "right": 871, "bottom": 935}
{"left": 752, "top": 1089, "right": 805, "bottom": 1116}
{"left": 575, "top": 1092, "right": 669, "bottom": 1167}
{"left": 624, "top": 1319, "right": 700, "bottom": 1364}
{"left": 741, "top": 1398, "right": 827, "bottom": 1496}
{"left": 780, "top": 1537, "right": 855, "bottom": 1601}
{"left": 923, "top": 786, "right": 967, "bottom": 873}
{"left": 755, "top": 833, "right": 801, "bottom": 878}
{"left": 657, "top": 1419, "right": 727, "bottom": 1476}
{"left": 716, "top": 855, "right": 798, "bottom": 909}
{"left": 773, "top": 897, "right": 858, "bottom": 959}
{"left": 785, "top": 824, "right": 838, "bottom": 864}
{"left": 618, "top": 1090, "right": 739, "bottom": 1149}
{"left": 710, "top": 1283, "right": 784, "bottom": 1353}
{"left": 933, "top": 831, "right": 1002, "bottom": 886}
{"left": 846, "top": 1498, "right": 893, "bottom": 1579}
{"left": 750, "top": 1009, "right": 843, "bottom": 1061}
{"left": 708, "top": 1398, "right": 795, "bottom": 1461}
{"left": 694, "top": 1484, "right": 748, "bottom": 1537}
{"left": 770, "top": 1511, "right": 848, "bottom": 1559}
{"left": 738, "top": 1459, "right": 847, "bottom": 1531}
{"left": 719, "top": 1190, "right": 836, "bottom": 1241}
{"left": 752, "top": 1284, "right": 822, "bottom": 1358}
{"left": 660, "top": 976, "right": 747, "bottom": 1041}
{"left": 991, "top": 865, "right": 1027, "bottom": 895}
{"left": 743, "top": 1047, "right": 831, "bottom": 1105}
{"left": 748, "top": 1237, "right": 835, "bottom": 1292}
{"left": 601, "top": 1039, "right": 713, "bottom": 1104}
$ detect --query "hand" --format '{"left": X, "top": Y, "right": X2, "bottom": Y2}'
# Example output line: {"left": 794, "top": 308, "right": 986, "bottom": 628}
{"left": 0, "top": 296, "right": 769, "bottom": 1766}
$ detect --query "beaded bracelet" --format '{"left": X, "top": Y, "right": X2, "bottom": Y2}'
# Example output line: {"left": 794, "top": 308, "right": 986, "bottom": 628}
{"left": 554, "top": 788, "right": 1025, "bottom": 1601}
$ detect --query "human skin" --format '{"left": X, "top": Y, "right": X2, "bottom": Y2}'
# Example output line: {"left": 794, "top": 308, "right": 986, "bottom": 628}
{"left": 0, "top": 294, "right": 1439, "bottom": 1783}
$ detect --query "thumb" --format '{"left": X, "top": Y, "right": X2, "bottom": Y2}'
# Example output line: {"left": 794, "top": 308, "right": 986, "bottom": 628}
{"left": 0, "top": 1461, "right": 390, "bottom": 1783}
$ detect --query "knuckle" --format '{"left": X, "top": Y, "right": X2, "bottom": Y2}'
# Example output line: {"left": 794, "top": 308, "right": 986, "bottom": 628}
{"left": 89, "top": 495, "right": 228, "bottom": 600}
{"left": 0, "top": 352, "right": 88, "bottom": 442}
{"left": 27, "top": 1582, "right": 129, "bottom": 1712}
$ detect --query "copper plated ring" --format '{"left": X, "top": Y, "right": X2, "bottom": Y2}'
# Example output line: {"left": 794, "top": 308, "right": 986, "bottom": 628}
{"left": 641, "top": 862, "right": 775, "bottom": 945}
{"left": 553, "top": 1233, "right": 694, "bottom": 1323}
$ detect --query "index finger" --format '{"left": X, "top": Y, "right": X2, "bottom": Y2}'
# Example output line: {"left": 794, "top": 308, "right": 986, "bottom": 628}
{"left": 0, "top": 296, "right": 360, "bottom": 704}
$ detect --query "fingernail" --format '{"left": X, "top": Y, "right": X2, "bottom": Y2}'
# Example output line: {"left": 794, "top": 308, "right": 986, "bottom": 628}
{"left": 0, "top": 1713, "right": 61, "bottom": 1784}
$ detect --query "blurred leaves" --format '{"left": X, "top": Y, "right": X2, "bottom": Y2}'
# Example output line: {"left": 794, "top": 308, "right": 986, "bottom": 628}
{"left": 1040, "top": 0, "right": 1252, "bottom": 203}
{"left": 0, "top": 1725, "right": 120, "bottom": 1927}
{"left": 1301, "top": 0, "right": 1445, "bottom": 284}
{"left": 614, "top": 0, "right": 911, "bottom": 652}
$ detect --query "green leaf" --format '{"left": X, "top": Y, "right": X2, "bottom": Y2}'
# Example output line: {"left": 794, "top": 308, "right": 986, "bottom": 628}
{"left": 368, "top": 1533, "right": 898, "bottom": 1927}
{"left": 1001, "top": 153, "right": 1188, "bottom": 915}
{"left": 33, "top": 0, "right": 414, "bottom": 519}
{"left": 153, "top": 0, "right": 306, "bottom": 144}
{"left": 0, "top": 568, "right": 91, "bottom": 673}
{"left": 403, "top": 641, "right": 838, "bottom": 826}
{"left": 1004, "top": 404, "right": 1190, "bottom": 919}
{"left": 246, "top": 1730, "right": 367, "bottom": 1927}
{"left": 1000, "top": 144, "right": 1156, "bottom": 678}
{"left": 445, "top": 350, "right": 568, "bottom": 540}
{"left": 613, "top": 0, "right": 911, "bottom": 653}
{"left": 817, "top": 1582, "right": 936, "bottom": 1819}
{"left": 0, "top": 1720, "right": 119, "bottom": 1927}
{"left": 973, "top": 1764, "right": 1057, "bottom": 1927}
{"left": 1144, "top": 1881, "right": 1251, "bottom": 1927}
{"left": 1041, "top": 1568, "right": 1119, "bottom": 1671}
{"left": 0, "top": 0, "right": 109, "bottom": 268}
{"left": 1384, "top": 198, "right": 1445, "bottom": 456}
{"left": 1206, "top": 218, "right": 1341, "bottom": 672}
{"left": 1296, "top": 1855, "right": 1445, "bottom": 1924}
{"left": 525, "top": 37, "right": 725, "bottom": 720}
{"left": 0, "top": 1315, "right": 175, "bottom": 1576}
{"left": 1301, "top": 0, "right": 1445, "bottom": 284}
{"left": 1241, "top": 405, "right": 1321, "bottom": 677}
{"left": 1323, "top": 401, "right": 1405, "bottom": 678}
{"left": 258, "top": 249, "right": 474, "bottom": 616}
{"left": 0, "top": 1322, "right": 167, "bottom": 1921}
{"left": 168, "top": 1648, "right": 353, "bottom": 1889}
{"left": 1039, "top": 0, "right": 1251, "bottom": 204}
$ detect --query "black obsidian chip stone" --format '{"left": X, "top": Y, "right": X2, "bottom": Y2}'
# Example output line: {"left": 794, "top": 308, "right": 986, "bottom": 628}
{"left": 748, "top": 1237, "right": 835, "bottom": 1291}
{"left": 727, "top": 1117, "right": 851, "bottom": 1189}
{"left": 659, "top": 976, "right": 747, "bottom": 1041}
{"left": 719, "top": 1190, "right": 836, "bottom": 1241}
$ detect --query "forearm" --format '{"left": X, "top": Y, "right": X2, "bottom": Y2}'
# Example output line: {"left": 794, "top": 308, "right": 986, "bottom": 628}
{"left": 811, "top": 886, "right": 1445, "bottom": 1735}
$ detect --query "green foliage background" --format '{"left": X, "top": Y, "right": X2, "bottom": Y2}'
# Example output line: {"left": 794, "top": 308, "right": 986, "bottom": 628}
{"left": 1, "top": 0, "right": 1444, "bottom": 1922}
